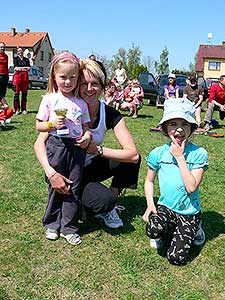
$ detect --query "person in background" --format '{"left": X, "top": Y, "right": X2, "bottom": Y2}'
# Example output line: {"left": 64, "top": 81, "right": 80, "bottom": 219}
{"left": 34, "top": 58, "right": 141, "bottom": 232}
{"left": 164, "top": 74, "right": 179, "bottom": 99}
{"left": 89, "top": 54, "right": 96, "bottom": 61}
{"left": 104, "top": 81, "right": 116, "bottom": 107}
{"left": 183, "top": 75, "right": 204, "bottom": 127}
{"left": 13, "top": 46, "right": 30, "bottom": 115}
{"left": 201, "top": 75, "right": 225, "bottom": 131}
{"left": 113, "top": 84, "right": 124, "bottom": 110}
{"left": 143, "top": 98, "right": 208, "bottom": 265}
{"left": 0, "top": 42, "right": 13, "bottom": 124}
{"left": 128, "top": 79, "right": 144, "bottom": 118}
{"left": 124, "top": 79, "right": 133, "bottom": 101}
{"left": 113, "top": 61, "right": 127, "bottom": 89}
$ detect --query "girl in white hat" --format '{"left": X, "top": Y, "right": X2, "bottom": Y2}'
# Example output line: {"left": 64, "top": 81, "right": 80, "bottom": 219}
{"left": 143, "top": 98, "right": 208, "bottom": 265}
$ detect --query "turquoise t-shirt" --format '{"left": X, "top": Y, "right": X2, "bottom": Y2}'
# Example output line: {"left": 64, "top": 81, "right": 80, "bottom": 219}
{"left": 146, "top": 142, "right": 208, "bottom": 215}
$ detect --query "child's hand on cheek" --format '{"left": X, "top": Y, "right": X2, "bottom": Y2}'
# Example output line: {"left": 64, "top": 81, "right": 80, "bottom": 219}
{"left": 169, "top": 135, "right": 186, "bottom": 159}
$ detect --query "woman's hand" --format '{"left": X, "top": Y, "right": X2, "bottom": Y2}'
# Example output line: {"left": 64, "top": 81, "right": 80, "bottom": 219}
{"left": 75, "top": 131, "right": 91, "bottom": 149}
{"left": 142, "top": 204, "right": 157, "bottom": 222}
{"left": 49, "top": 172, "right": 73, "bottom": 195}
{"left": 86, "top": 136, "right": 98, "bottom": 154}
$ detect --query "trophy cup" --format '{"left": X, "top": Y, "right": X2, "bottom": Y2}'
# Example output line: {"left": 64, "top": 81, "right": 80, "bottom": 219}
{"left": 54, "top": 108, "right": 69, "bottom": 135}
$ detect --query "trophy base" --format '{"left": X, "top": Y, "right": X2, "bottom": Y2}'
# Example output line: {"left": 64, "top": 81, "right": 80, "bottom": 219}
{"left": 57, "top": 127, "right": 69, "bottom": 135}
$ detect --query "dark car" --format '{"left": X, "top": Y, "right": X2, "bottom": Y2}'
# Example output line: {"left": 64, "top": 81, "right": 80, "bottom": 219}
{"left": 156, "top": 74, "right": 188, "bottom": 108}
{"left": 206, "top": 78, "right": 219, "bottom": 94}
{"left": 137, "top": 71, "right": 159, "bottom": 105}
{"left": 155, "top": 74, "right": 208, "bottom": 108}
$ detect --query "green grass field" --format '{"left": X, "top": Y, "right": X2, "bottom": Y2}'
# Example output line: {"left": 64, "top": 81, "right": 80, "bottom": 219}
{"left": 0, "top": 89, "right": 224, "bottom": 300}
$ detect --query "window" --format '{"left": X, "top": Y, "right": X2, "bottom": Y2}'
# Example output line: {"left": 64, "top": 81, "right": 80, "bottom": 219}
{"left": 48, "top": 53, "right": 52, "bottom": 62}
{"left": 208, "top": 61, "right": 221, "bottom": 71}
{"left": 40, "top": 51, "right": 44, "bottom": 61}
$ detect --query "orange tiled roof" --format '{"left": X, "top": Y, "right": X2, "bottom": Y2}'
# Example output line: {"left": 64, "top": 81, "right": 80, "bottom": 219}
{"left": 196, "top": 44, "right": 225, "bottom": 72}
{"left": 0, "top": 30, "right": 47, "bottom": 47}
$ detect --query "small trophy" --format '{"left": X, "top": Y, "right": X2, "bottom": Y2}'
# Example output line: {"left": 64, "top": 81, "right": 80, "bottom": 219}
{"left": 54, "top": 108, "right": 69, "bottom": 135}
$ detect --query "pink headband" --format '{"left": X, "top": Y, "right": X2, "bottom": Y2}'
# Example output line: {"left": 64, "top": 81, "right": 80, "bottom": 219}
{"left": 52, "top": 53, "right": 79, "bottom": 65}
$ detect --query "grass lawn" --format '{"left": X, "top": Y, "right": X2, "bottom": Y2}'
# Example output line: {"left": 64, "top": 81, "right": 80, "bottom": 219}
{"left": 0, "top": 89, "right": 225, "bottom": 300}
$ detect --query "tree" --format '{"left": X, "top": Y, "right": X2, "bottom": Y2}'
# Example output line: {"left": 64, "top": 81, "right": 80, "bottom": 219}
{"left": 143, "top": 56, "right": 156, "bottom": 74}
{"left": 155, "top": 47, "right": 169, "bottom": 75}
{"left": 110, "top": 44, "right": 144, "bottom": 79}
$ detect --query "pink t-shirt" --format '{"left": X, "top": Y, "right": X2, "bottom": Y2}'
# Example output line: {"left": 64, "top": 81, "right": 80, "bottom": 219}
{"left": 36, "top": 92, "right": 90, "bottom": 138}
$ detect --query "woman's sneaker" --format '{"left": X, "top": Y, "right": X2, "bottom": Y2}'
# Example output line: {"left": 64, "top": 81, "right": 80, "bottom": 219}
{"left": 95, "top": 208, "right": 123, "bottom": 229}
{"left": 46, "top": 228, "right": 59, "bottom": 240}
{"left": 60, "top": 233, "right": 82, "bottom": 245}
{"left": 193, "top": 222, "right": 205, "bottom": 246}
{"left": 150, "top": 238, "right": 164, "bottom": 249}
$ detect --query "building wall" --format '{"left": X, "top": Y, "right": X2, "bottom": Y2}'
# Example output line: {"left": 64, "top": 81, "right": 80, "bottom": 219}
{"left": 34, "top": 35, "right": 54, "bottom": 76}
{"left": 4, "top": 35, "right": 54, "bottom": 77}
{"left": 203, "top": 58, "right": 225, "bottom": 79}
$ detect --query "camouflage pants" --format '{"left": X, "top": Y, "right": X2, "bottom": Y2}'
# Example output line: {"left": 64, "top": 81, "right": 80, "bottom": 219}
{"left": 146, "top": 205, "right": 201, "bottom": 265}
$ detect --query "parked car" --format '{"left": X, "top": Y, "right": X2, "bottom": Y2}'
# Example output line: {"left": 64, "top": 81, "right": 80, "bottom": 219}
{"left": 206, "top": 78, "right": 219, "bottom": 94}
{"left": 155, "top": 74, "right": 188, "bottom": 108}
{"left": 8, "top": 65, "right": 47, "bottom": 89}
{"left": 156, "top": 74, "right": 208, "bottom": 108}
{"left": 137, "top": 71, "right": 159, "bottom": 105}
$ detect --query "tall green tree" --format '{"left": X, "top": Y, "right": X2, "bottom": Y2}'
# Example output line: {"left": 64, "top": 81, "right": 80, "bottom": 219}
{"left": 110, "top": 44, "right": 144, "bottom": 79}
{"left": 155, "top": 47, "right": 169, "bottom": 75}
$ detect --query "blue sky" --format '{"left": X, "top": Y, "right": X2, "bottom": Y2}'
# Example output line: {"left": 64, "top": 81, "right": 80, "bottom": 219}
{"left": 1, "top": 0, "right": 224, "bottom": 71}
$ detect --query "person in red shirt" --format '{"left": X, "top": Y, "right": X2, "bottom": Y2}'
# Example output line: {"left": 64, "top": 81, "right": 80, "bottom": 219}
{"left": 202, "top": 75, "right": 225, "bottom": 130}
{"left": 0, "top": 42, "right": 13, "bottom": 124}
{"left": 0, "top": 42, "right": 9, "bottom": 105}
{"left": 13, "top": 46, "right": 30, "bottom": 115}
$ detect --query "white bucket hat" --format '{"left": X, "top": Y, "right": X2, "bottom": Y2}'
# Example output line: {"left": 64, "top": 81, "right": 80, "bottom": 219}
{"left": 159, "top": 98, "right": 198, "bottom": 127}
{"left": 168, "top": 73, "right": 176, "bottom": 79}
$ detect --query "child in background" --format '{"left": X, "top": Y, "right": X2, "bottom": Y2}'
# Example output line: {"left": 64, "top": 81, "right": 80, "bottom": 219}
{"left": 114, "top": 84, "right": 124, "bottom": 110}
{"left": 36, "top": 52, "right": 91, "bottom": 246}
{"left": 128, "top": 79, "right": 144, "bottom": 118}
{"left": 0, "top": 98, "right": 13, "bottom": 125}
{"left": 104, "top": 81, "right": 116, "bottom": 107}
{"left": 164, "top": 74, "right": 179, "bottom": 99}
{"left": 143, "top": 98, "right": 208, "bottom": 265}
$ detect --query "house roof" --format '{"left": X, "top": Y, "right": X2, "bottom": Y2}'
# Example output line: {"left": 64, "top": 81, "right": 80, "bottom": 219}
{"left": 196, "top": 43, "right": 225, "bottom": 72}
{"left": 0, "top": 30, "right": 48, "bottom": 48}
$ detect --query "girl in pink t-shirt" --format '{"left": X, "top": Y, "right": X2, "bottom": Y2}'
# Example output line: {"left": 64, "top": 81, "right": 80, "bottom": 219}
{"left": 36, "top": 52, "right": 91, "bottom": 246}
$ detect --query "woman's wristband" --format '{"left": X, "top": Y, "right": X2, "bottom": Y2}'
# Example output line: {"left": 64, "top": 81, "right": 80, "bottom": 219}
{"left": 48, "top": 171, "right": 57, "bottom": 180}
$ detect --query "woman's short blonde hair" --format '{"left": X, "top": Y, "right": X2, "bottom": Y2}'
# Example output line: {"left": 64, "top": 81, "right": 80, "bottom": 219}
{"left": 47, "top": 52, "right": 79, "bottom": 96}
{"left": 79, "top": 59, "right": 106, "bottom": 90}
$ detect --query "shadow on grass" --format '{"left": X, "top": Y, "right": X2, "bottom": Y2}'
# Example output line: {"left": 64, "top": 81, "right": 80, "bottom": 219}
{"left": 79, "top": 195, "right": 146, "bottom": 237}
{"left": 0, "top": 124, "right": 17, "bottom": 131}
{"left": 120, "top": 111, "right": 154, "bottom": 119}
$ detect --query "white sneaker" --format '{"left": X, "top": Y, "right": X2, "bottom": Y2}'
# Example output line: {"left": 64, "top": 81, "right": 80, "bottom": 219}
{"left": 150, "top": 238, "right": 164, "bottom": 249}
{"left": 95, "top": 208, "right": 123, "bottom": 228}
{"left": 15, "top": 110, "right": 20, "bottom": 115}
{"left": 5, "top": 118, "right": 11, "bottom": 124}
{"left": 60, "top": 233, "right": 82, "bottom": 245}
{"left": 0, "top": 120, "right": 6, "bottom": 126}
{"left": 22, "top": 110, "right": 28, "bottom": 115}
{"left": 46, "top": 228, "right": 59, "bottom": 240}
{"left": 193, "top": 221, "right": 205, "bottom": 246}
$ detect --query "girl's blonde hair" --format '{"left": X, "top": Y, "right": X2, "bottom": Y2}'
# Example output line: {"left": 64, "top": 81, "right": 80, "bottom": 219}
{"left": 79, "top": 58, "right": 106, "bottom": 90}
{"left": 47, "top": 52, "right": 80, "bottom": 96}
